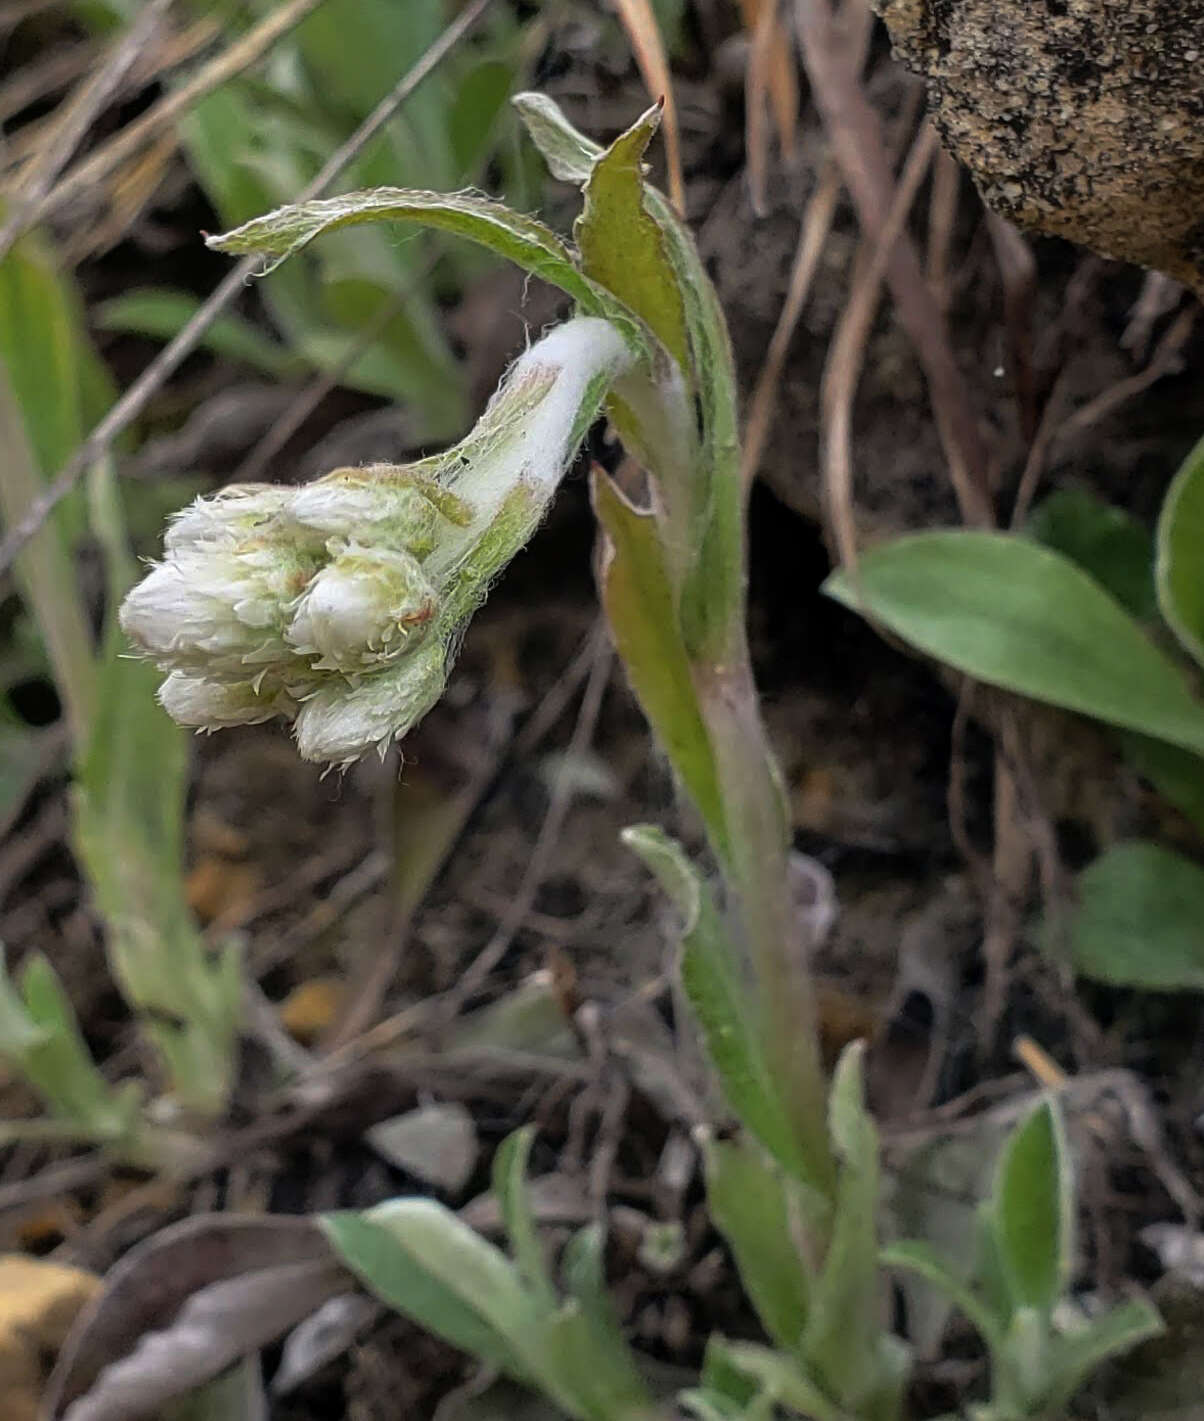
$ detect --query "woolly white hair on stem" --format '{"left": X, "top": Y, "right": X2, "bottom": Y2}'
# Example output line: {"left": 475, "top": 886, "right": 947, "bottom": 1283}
{"left": 120, "top": 316, "right": 633, "bottom": 765}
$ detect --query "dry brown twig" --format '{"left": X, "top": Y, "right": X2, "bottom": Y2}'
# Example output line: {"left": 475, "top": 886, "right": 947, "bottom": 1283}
{"left": 741, "top": 2, "right": 874, "bottom": 489}
{"left": 0, "top": 0, "right": 497, "bottom": 581}
{"left": 745, "top": 0, "right": 800, "bottom": 214}
{"left": 793, "top": 0, "right": 992, "bottom": 529}
{"left": 740, "top": 160, "right": 841, "bottom": 486}
{"left": 820, "top": 122, "right": 939, "bottom": 571}
{"left": 438, "top": 627, "right": 614, "bottom": 1022}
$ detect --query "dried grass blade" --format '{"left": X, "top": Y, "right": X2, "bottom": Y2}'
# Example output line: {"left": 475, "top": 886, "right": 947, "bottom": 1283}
{"left": 611, "top": 0, "right": 685, "bottom": 213}
{"left": 0, "top": 0, "right": 496, "bottom": 581}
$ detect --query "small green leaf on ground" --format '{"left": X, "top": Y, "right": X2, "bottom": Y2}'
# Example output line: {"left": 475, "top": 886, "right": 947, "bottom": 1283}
{"left": 1054, "top": 840, "right": 1204, "bottom": 990}
{"left": 1157, "top": 433, "right": 1204, "bottom": 671}
{"left": 1029, "top": 487, "right": 1156, "bottom": 620}
{"left": 823, "top": 531, "right": 1204, "bottom": 757}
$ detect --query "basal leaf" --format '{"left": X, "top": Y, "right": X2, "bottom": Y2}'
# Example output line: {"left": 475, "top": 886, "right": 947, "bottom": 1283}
{"left": 803, "top": 1045, "right": 889, "bottom": 1411}
{"left": 1056, "top": 840, "right": 1204, "bottom": 990}
{"left": 1030, "top": 487, "right": 1156, "bottom": 621}
{"left": 320, "top": 1202, "right": 539, "bottom": 1384}
{"left": 208, "top": 188, "right": 649, "bottom": 357}
{"left": 824, "top": 531, "right": 1204, "bottom": 757}
{"left": 1122, "top": 735, "right": 1204, "bottom": 837}
{"left": 1156, "top": 433, "right": 1204, "bottom": 671}
{"left": 991, "top": 1099, "right": 1071, "bottom": 1315}
{"left": 493, "top": 1127, "right": 557, "bottom": 1312}
{"left": 1043, "top": 1299, "right": 1163, "bottom": 1412}
{"left": 879, "top": 1241, "right": 1005, "bottom": 1352}
{"left": 702, "top": 1339, "right": 844, "bottom": 1421}
{"left": 555, "top": 1226, "right": 657, "bottom": 1421}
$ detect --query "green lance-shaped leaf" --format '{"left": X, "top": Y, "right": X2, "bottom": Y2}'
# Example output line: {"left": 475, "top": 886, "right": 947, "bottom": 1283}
{"left": 990, "top": 1098, "right": 1072, "bottom": 1316}
{"left": 592, "top": 469, "right": 727, "bottom": 853}
{"left": 621, "top": 825, "right": 814, "bottom": 1185}
{"left": 824, "top": 530, "right": 1204, "bottom": 757}
{"left": 321, "top": 1201, "right": 552, "bottom": 1396}
{"left": 1157, "top": 432, "right": 1204, "bottom": 671}
{"left": 1029, "top": 487, "right": 1157, "bottom": 622}
{"left": 702, "top": 1132, "right": 812, "bottom": 1349}
{"left": 493, "top": 1126, "right": 557, "bottom": 1313}
{"left": 553, "top": 1225, "right": 659, "bottom": 1421}
{"left": 208, "top": 188, "right": 650, "bottom": 359}
{"left": 802, "top": 1044, "right": 903, "bottom": 1418}
{"left": 694, "top": 1339, "right": 848, "bottom": 1421}
{"left": 0, "top": 950, "right": 139, "bottom": 1142}
{"left": 879, "top": 1240, "right": 1007, "bottom": 1354}
{"left": 1052, "top": 840, "right": 1204, "bottom": 990}
{"left": 78, "top": 460, "right": 241, "bottom": 1115}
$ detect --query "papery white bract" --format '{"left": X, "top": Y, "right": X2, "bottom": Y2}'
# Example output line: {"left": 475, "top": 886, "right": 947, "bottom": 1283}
{"left": 121, "top": 317, "right": 633, "bottom": 765}
{"left": 285, "top": 544, "right": 437, "bottom": 672}
{"left": 292, "top": 640, "right": 447, "bottom": 765}
{"left": 159, "top": 671, "right": 290, "bottom": 728}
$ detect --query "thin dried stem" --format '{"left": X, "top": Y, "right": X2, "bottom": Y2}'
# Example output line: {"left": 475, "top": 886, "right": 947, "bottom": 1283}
{"left": 19, "top": 0, "right": 328, "bottom": 234}
{"left": 0, "top": 0, "right": 172, "bottom": 262}
{"left": 820, "top": 123, "right": 939, "bottom": 572}
{"left": 741, "top": 160, "right": 842, "bottom": 485}
{"left": 794, "top": 0, "right": 993, "bottom": 526}
{"left": 0, "top": 0, "right": 496, "bottom": 580}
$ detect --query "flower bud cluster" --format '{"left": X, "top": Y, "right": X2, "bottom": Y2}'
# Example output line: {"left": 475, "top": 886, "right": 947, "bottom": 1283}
{"left": 121, "top": 317, "right": 633, "bottom": 765}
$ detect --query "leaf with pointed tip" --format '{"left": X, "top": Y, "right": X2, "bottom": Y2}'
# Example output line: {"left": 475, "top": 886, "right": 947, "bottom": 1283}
{"left": 621, "top": 824, "right": 810, "bottom": 1185}
{"left": 576, "top": 104, "right": 689, "bottom": 373}
{"left": 590, "top": 468, "right": 726, "bottom": 852}
{"left": 879, "top": 1241, "right": 1005, "bottom": 1351}
{"left": 824, "top": 531, "right": 1204, "bottom": 757}
{"left": 321, "top": 1204, "right": 532, "bottom": 1378}
{"left": 991, "top": 1099, "right": 1071, "bottom": 1315}
{"left": 513, "top": 92, "right": 601, "bottom": 184}
{"left": 702, "top": 1339, "right": 845, "bottom": 1421}
{"left": 803, "top": 1045, "right": 891, "bottom": 1412}
{"left": 14, "top": 952, "right": 140, "bottom": 1141}
{"left": 208, "top": 188, "right": 648, "bottom": 357}
{"left": 1157, "top": 433, "right": 1204, "bottom": 671}
{"left": 493, "top": 1127, "right": 557, "bottom": 1312}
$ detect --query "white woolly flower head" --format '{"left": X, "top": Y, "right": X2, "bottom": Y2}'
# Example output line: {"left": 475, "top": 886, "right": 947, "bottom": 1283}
{"left": 285, "top": 543, "right": 437, "bottom": 673}
{"left": 120, "top": 316, "right": 633, "bottom": 765}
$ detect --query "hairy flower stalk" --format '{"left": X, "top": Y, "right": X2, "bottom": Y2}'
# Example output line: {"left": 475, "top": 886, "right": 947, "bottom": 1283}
{"left": 121, "top": 317, "right": 633, "bottom": 765}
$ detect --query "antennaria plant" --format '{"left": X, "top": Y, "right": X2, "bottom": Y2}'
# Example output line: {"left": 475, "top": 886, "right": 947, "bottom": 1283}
{"left": 121, "top": 95, "right": 1161, "bottom": 1420}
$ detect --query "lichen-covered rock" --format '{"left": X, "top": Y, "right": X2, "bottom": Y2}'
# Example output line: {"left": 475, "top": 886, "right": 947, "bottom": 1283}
{"left": 875, "top": 0, "right": 1204, "bottom": 292}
